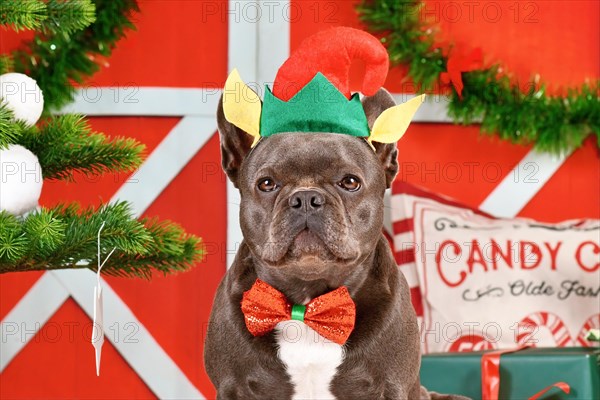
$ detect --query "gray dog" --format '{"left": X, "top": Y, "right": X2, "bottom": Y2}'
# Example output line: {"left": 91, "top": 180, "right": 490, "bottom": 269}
{"left": 204, "top": 86, "right": 468, "bottom": 400}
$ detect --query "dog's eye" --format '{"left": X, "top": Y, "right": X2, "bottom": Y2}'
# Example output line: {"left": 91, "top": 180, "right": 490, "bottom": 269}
{"left": 257, "top": 178, "right": 278, "bottom": 192}
{"left": 338, "top": 175, "right": 361, "bottom": 192}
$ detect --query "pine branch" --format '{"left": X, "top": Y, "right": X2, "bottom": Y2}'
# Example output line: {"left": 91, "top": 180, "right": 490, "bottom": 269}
{"left": 43, "top": 0, "right": 96, "bottom": 34}
{"left": 0, "top": 212, "right": 28, "bottom": 261}
{"left": 0, "top": 104, "right": 22, "bottom": 148}
{"left": 0, "top": 0, "right": 47, "bottom": 31}
{"left": 0, "top": 202, "right": 204, "bottom": 278}
{"left": 11, "top": 0, "right": 139, "bottom": 111}
{"left": 22, "top": 209, "right": 67, "bottom": 257}
{"left": 14, "top": 114, "right": 145, "bottom": 180}
{"left": 0, "top": 54, "right": 14, "bottom": 74}
{"left": 93, "top": 218, "right": 203, "bottom": 278}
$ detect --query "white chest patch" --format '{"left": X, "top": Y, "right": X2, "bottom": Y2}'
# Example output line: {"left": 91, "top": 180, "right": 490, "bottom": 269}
{"left": 275, "top": 320, "right": 344, "bottom": 399}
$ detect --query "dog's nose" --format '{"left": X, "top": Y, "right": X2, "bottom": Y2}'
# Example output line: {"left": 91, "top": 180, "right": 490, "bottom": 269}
{"left": 288, "top": 190, "right": 325, "bottom": 211}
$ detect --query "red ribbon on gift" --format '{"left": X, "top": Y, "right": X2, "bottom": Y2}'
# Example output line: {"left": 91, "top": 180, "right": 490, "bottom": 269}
{"left": 481, "top": 346, "right": 570, "bottom": 400}
{"left": 529, "top": 382, "right": 571, "bottom": 400}
{"left": 481, "top": 346, "right": 527, "bottom": 400}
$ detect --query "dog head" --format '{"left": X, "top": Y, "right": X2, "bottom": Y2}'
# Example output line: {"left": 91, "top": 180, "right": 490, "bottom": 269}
{"left": 217, "top": 88, "right": 399, "bottom": 281}
{"left": 217, "top": 27, "right": 424, "bottom": 283}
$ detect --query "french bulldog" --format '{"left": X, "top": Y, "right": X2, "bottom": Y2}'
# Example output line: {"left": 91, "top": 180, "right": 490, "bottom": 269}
{"left": 204, "top": 88, "right": 468, "bottom": 400}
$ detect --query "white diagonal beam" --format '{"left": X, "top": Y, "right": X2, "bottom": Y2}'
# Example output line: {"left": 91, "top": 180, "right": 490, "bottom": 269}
{"left": 112, "top": 116, "right": 216, "bottom": 217}
{"left": 479, "top": 149, "right": 573, "bottom": 217}
{"left": 0, "top": 272, "right": 69, "bottom": 370}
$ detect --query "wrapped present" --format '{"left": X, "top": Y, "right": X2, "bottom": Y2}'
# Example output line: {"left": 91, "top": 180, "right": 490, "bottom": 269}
{"left": 420, "top": 347, "right": 600, "bottom": 399}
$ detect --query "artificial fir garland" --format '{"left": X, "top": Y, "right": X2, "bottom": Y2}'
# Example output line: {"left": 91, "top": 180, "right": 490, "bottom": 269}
{"left": 1, "top": 0, "right": 96, "bottom": 34}
{"left": 1, "top": 0, "right": 139, "bottom": 111}
{"left": 0, "top": 202, "right": 200, "bottom": 278}
{"left": 357, "top": 0, "right": 600, "bottom": 154}
{"left": 10, "top": 111, "right": 143, "bottom": 180}
{"left": 0, "top": 1, "right": 204, "bottom": 277}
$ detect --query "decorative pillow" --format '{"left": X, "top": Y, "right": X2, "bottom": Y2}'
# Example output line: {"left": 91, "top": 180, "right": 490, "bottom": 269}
{"left": 391, "top": 181, "right": 600, "bottom": 353}
{"left": 391, "top": 181, "right": 493, "bottom": 320}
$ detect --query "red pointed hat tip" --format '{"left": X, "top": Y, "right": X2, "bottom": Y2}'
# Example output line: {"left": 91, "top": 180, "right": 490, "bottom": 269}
{"left": 273, "top": 27, "right": 389, "bottom": 101}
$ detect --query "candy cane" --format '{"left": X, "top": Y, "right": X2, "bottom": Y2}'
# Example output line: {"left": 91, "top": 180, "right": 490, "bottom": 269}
{"left": 516, "top": 312, "right": 571, "bottom": 347}
{"left": 446, "top": 331, "right": 497, "bottom": 353}
{"left": 576, "top": 314, "right": 600, "bottom": 347}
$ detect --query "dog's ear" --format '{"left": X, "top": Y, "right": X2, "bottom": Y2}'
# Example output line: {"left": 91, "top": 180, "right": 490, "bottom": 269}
{"left": 362, "top": 88, "right": 398, "bottom": 188}
{"left": 217, "top": 93, "right": 256, "bottom": 187}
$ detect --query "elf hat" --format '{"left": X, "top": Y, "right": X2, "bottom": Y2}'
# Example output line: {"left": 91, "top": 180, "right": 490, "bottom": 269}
{"left": 222, "top": 27, "right": 425, "bottom": 148}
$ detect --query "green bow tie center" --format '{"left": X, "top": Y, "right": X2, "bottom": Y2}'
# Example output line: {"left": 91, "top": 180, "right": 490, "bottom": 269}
{"left": 291, "top": 304, "right": 306, "bottom": 322}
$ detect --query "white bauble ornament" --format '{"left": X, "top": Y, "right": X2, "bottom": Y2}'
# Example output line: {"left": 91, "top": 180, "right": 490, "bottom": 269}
{"left": 0, "top": 73, "right": 44, "bottom": 126}
{"left": 0, "top": 144, "right": 43, "bottom": 216}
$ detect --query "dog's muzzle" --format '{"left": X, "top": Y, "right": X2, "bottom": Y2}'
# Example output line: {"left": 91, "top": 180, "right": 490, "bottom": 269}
{"left": 288, "top": 189, "right": 326, "bottom": 213}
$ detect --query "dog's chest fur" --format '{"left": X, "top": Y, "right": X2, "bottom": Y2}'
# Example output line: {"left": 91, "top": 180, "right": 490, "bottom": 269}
{"left": 275, "top": 320, "right": 344, "bottom": 399}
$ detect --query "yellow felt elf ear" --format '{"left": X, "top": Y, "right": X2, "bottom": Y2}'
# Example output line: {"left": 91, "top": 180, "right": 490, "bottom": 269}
{"left": 223, "top": 69, "right": 262, "bottom": 147}
{"left": 369, "top": 94, "right": 426, "bottom": 144}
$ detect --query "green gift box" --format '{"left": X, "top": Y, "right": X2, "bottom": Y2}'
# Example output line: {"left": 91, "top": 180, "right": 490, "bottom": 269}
{"left": 420, "top": 347, "right": 600, "bottom": 399}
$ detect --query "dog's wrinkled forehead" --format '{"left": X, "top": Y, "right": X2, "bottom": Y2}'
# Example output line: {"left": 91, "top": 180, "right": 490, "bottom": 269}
{"left": 241, "top": 133, "right": 379, "bottom": 181}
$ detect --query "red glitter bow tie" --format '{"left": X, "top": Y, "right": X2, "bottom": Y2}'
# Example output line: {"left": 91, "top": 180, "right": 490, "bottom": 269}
{"left": 241, "top": 279, "right": 356, "bottom": 345}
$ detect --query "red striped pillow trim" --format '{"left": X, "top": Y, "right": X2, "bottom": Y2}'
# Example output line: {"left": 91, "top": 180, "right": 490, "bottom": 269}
{"left": 410, "top": 287, "right": 423, "bottom": 317}
{"left": 392, "top": 181, "right": 495, "bottom": 218}
{"left": 393, "top": 218, "right": 414, "bottom": 235}
{"left": 395, "top": 248, "right": 416, "bottom": 265}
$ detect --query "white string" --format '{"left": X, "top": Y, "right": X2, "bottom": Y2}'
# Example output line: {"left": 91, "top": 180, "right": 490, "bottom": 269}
{"left": 93, "top": 221, "right": 116, "bottom": 377}
{"left": 97, "top": 221, "right": 117, "bottom": 287}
